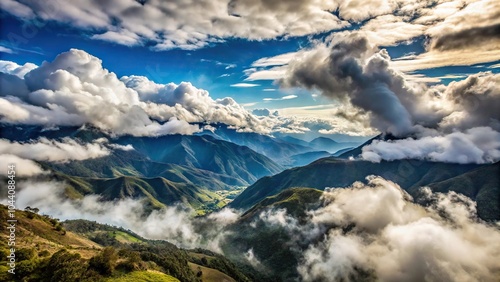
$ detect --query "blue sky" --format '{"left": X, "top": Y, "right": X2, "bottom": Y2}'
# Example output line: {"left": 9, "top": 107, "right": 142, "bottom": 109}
{"left": 0, "top": 0, "right": 499, "bottom": 140}
{"left": 0, "top": 13, "right": 319, "bottom": 108}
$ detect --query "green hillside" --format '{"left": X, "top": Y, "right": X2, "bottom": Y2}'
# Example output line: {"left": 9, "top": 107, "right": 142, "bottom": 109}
{"left": 422, "top": 162, "right": 500, "bottom": 221}
{"left": 116, "top": 134, "right": 283, "bottom": 184}
{"left": 230, "top": 158, "right": 481, "bottom": 211}
{"left": 44, "top": 150, "right": 246, "bottom": 191}
{"left": 0, "top": 205, "right": 250, "bottom": 282}
{"left": 224, "top": 188, "right": 323, "bottom": 281}
{"left": 242, "top": 188, "right": 323, "bottom": 220}
{"left": 55, "top": 174, "right": 225, "bottom": 214}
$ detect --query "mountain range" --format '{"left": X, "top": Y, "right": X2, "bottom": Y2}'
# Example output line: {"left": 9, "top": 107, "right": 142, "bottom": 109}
{"left": 1, "top": 123, "right": 499, "bottom": 281}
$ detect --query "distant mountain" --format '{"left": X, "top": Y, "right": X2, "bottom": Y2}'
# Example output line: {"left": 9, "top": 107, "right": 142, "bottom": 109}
{"left": 309, "top": 136, "right": 338, "bottom": 147}
{"left": 44, "top": 148, "right": 246, "bottom": 191}
{"left": 277, "top": 136, "right": 311, "bottom": 147}
{"left": 229, "top": 158, "right": 481, "bottom": 211}
{"left": 116, "top": 134, "right": 283, "bottom": 185}
{"left": 198, "top": 124, "right": 313, "bottom": 165}
{"left": 308, "top": 137, "right": 360, "bottom": 153}
{"left": 332, "top": 147, "right": 354, "bottom": 156}
{"left": 289, "top": 151, "right": 332, "bottom": 167}
{"left": 1, "top": 123, "right": 282, "bottom": 187}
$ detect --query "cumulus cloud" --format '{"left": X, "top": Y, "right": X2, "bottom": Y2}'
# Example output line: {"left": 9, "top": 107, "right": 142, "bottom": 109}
{"left": 275, "top": 31, "right": 500, "bottom": 163}
{"left": 280, "top": 33, "right": 424, "bottom": 136}
{"left": 0, "top": 60, "right": 37, "bottom": 78}
{"left": 298, "top": 177, "right": 500, "bottom": 282}
{"left": 247, "top": 176, "right": 500, "bottom": 281}
{"left": 361, "top": 127, "right": 500, "bottom": 164}
{"left": 1, "top": 0, "right": 347, "bottom": 50}
{"left": 0, "top": 49, "right": 369, "bottom": 137}
{"left": 0, "top": 49, "right": 200, "bottom": 136}
{"left": 0, "top": 154, "right": 45, "bottom": 177}
{"left": 10, "top": 180, "right": 241, "bottom": 252}
{"left": 252, "top": 109, "right": 278, "bottom": 117}
{"left": 0, "top": 137, "right": 110, "bottom": 162}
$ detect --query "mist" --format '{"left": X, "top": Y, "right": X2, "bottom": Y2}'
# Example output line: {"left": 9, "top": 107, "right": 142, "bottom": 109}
{"left": 243, "top": 176, "right": 500, "bottom": 281}
{"left": 9, "top": 180, "right": 240, "bottom": 252}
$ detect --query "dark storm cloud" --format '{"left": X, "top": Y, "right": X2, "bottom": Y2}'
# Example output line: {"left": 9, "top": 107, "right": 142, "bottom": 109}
{"left": 431, "top": 23, "right": 500, "bottom": 51}
{"left": 280, "top": 34, "right": 418, "bottom": 136}
{"left": 279, "top": 31, "right": 500, "bottom": 164}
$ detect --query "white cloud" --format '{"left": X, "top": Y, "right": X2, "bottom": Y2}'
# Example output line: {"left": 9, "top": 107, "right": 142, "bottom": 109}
{"left": 11, "top": 180, "right": 241, "bottom": 252}
{"left": 108, "top": 143, "right": 135, "bottom": 151}
{"left": 1, "top": 0, "right": 348, "bottom": 50}
{"left": 297, "top": 177, "right": 500, "bottom": 282}
{"left": 0, "top": 137, "right": 110, "bottom": 162}
{"left": 0, "top": 60, "right": 37, "bottom": 78}
{"left": 0, "top": 154, "right": 45, "bottom": 177}
{"left": 91, "top": 29, "right": 141, "bottom": 46}
{"left": 251, "top": 52, "right": 298, "bottom": 67}
{"left": 263, "top": 95, "right": 297, "bottom": 101}
{"left": 359, "top": 14, "right": 426, "bottom": 47}
{"left": 0, "top": 46, "right": 15, "bottom": 54}
{"left": 230, "top": 83, "right": 260, "bottom": 88}
{"left": 361, "top": 127, "right": 500, "bottom": 164}
{"left": 0, "top": 49, "right": 199, "bottom": 136}
{"left": 244, "top": 66, "right": 287, "bottom": 81}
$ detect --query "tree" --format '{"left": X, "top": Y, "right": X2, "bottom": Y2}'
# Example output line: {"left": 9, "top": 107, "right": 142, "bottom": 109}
{"left": 89, "top": 247, "right": 118, "bottom": 276}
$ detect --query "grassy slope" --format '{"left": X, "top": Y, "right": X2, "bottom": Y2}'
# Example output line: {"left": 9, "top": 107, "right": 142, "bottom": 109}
{"left": 189, "top": 262, "right": 236, "bottom": 282}
{"left": 0, "top": 205, "right": 101, "bottom": 259}
{"left": 104, "top": 270, "right": 180, "bottom": 282}
{"left": 0, "top": 206, "right": 249, "bottom": 282}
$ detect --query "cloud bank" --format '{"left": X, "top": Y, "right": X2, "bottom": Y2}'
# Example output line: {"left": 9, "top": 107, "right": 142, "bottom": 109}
{"left": 250, "top": 176, "right": 500, "bottom": 281}
{"left": 0, "top": 137, "right": 110, "bottom": 162}
{"left": 1, "top": 0, "right": 347, "bottom": 50}
{"left": 0, "top": 137, "right": 113, "bottom": 176}
{"left": 0, "top": 48, "right": 369, "bottom": 136}
{"left": 277, "top": 32, "right": 500, "bottom": 164}
{"left": 12, "top": 180, "right": 240, "bottom": 252}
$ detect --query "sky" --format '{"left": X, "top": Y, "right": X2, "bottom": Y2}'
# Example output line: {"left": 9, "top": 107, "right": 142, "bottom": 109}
{"left": 0, "top": 0, "right": 499, "bottom": 141}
